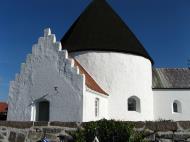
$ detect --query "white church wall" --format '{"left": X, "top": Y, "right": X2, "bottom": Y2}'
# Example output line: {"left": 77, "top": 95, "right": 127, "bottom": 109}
{"left": 71, "top": 51, "right": 154, "bottom": 121}
{"left": 7, "top": 28, "right": 85, "bottom": 122}
{"left": 83, "top": 88, "right": 108, "bottom": 122}
{"left": 154, "top": 89, "right": 190, "bottom": 121}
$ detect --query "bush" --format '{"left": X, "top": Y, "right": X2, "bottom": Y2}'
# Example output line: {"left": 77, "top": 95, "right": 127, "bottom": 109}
{"left": 70, "top": 119, "right": 146, "bottom": 142}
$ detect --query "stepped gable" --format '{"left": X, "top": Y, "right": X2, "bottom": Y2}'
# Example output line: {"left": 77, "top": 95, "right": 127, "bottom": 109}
{"left": 153, "top": 68, "right": 190, "bottom": 89}
{"left": 61, "top": 0, "right": 153, "bottom": 63}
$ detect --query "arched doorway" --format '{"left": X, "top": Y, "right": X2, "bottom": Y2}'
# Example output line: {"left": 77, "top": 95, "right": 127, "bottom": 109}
{"left": 36, "top": 100, "right": 50, "bottom": 121}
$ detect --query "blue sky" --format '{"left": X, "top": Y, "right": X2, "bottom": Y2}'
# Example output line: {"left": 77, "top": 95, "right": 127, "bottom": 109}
{"left": 0, "top": 0, "right": 190, "bottom": 101}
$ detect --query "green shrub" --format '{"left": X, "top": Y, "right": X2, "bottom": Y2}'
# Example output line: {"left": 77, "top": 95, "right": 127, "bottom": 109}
{"left": 70, "top": 119, "right": 146, "bottom": 142}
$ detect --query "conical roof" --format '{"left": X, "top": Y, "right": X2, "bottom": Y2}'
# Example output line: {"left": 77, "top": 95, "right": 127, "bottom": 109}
{"left": 61, "top": 0, "right": 153, "bottom": 63}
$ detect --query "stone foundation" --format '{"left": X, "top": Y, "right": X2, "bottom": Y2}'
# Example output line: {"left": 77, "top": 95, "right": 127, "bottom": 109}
{"left": 1, "top": 121, "right": 190, "bottom": 142}
{"left": 0, "top": 121, "right": 77, "bottom": 142}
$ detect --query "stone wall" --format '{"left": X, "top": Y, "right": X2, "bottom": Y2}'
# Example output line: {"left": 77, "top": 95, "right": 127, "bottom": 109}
{"left": 1, "top": 121, "right": 190, "bottom": 142}
{"left": 0, "top": 121, "right": 77, "bottom": 142}
{"left": 134, "top": 121, "right": 190, "bottom": 142}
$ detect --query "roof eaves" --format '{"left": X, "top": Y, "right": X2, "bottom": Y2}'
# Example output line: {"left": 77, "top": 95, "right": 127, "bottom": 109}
{"left": 73, "top": 58, "right": 108, "bottom": 96}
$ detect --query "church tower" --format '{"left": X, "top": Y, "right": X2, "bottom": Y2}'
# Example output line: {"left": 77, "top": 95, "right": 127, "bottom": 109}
{"left": 61, "top": 0, "right": 154, "bottom": 120}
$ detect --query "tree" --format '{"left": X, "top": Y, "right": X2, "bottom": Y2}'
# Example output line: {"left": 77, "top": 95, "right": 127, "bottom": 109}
{"left": 70, "top": 119, "right": 146, "bottom": 142}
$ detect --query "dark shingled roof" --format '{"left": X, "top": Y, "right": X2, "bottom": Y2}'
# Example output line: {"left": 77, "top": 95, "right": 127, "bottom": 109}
{"left": 152, "top": 68, "right": 190, "bottom": 89}
{"left": 61, "top": 0, "right": 153, "bottom": 63}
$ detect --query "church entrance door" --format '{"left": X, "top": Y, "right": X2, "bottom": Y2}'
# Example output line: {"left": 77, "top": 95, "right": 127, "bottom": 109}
{"left": 37, "top": 101, "right": 49, "bottom": 121}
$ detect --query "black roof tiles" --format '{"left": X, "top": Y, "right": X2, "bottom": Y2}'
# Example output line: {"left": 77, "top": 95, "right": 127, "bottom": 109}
{"left": 61, "top": 0, "right": 153, "bottom": 63}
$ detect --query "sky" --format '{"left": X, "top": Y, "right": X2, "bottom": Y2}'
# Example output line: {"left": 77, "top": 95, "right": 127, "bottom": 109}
{"left": 0, "top": 0, "right": 190, "bottom": 101}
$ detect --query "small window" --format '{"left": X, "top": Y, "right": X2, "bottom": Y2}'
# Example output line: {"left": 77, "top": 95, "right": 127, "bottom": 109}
{"left": 95, "top": 98, "right": 99, "bottom": 117}
{"left": 128, "top": 98, "right": 136, "bottom": 111}
{"left": 173, "top": 102, "right": 178, "bottom": 112}
{"left": 128, "top": 96, "right": 141, "bottom": 112}
{"left": 173, "top": 100, "right": 182, "bottom": 113}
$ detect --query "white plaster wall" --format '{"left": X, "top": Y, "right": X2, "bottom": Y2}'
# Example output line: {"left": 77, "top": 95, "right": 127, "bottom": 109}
{"left": 71, "top": 51, "right": 154, "bottom": 121}
{"left": 83, "top": 89, "right": 108, "bottom": 122}
{"left": 154, "top": 90, "right": 190, "bottom": 121}
{"left": 7, "top": 29, "right": 84, "bottom": 122}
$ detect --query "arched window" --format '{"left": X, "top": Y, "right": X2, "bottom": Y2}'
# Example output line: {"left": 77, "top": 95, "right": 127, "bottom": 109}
{"left": 128, "top": 98, "right": 136, "bottom": 111}
{"left": 173, "top": 100, "right": 182, "bottom": 113}
{"left": 128, "top": 96, "right": 141, "bottom": 112}
{"left": 95, "top": 98, "right": 100, "bottom": 117}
